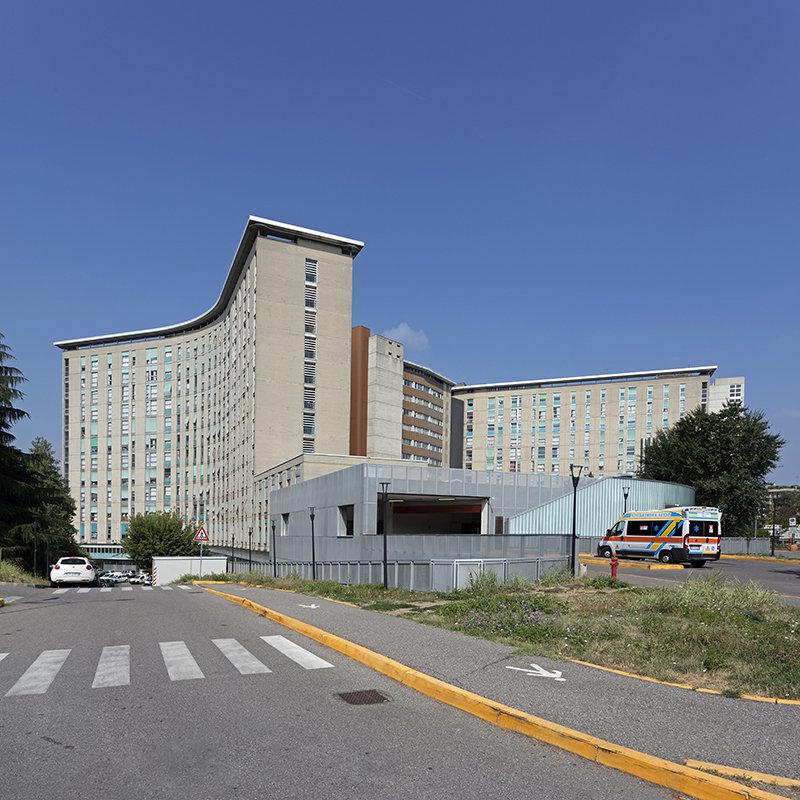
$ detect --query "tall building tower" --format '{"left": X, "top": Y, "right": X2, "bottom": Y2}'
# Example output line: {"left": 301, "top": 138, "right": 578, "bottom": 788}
{"left": 55, "top": 217, "right": 363, "bottom": 551}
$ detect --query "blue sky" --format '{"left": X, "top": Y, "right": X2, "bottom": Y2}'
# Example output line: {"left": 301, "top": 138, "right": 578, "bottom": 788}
{"left": 2, "top": 1, "right": 798, "bottom": 483}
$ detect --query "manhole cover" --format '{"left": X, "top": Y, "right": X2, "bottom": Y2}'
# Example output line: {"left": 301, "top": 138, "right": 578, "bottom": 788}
{"left": 337, "top": 690, "right": 390, "bottom": 706}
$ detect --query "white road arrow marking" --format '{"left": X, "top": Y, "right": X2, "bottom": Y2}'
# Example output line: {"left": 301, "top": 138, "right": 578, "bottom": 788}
{"left": 506, "top": 663, "right": 566, "bottom": 681}
{"left": 298, "top": 603, "right": 320, "bottom": 609}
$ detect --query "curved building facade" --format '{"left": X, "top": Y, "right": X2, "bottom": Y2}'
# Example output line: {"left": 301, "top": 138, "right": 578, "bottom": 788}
{"left": 55, "top": 217, "right": 363, "bottom": 549}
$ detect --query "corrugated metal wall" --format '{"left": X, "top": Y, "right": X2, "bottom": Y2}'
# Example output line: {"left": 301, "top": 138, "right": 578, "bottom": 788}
{"left": 508, "top": 477, "right": 695, "bottom": 537}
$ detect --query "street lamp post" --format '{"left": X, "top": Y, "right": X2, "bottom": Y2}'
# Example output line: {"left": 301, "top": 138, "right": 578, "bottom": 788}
{"left": 570, "top": 464, "right": 583, "bottom": 577}
{"left": 309, "top": 507, "right": 317, "bottom": 581}
{"left": 32, "top": 514, "right": 40, "bottom": 578}
{"left": 379, "top": 481, "right": 391, "bottom": 589}
{"left": 771, "top": 492, "right": 777, "bottom": 558}
{"left": 622, "top": 485, "right": 630, "bottom": 515}
{"left": 248, "top": 527, "right": 252, "bottom": 571}
{"left": 271, "top": 520, "right": 277, "bottom": 578}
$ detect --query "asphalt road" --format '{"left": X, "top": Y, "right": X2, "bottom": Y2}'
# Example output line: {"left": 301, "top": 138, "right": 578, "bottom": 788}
{"left": 0, "top": 583, "right": 677, "bottom": 800}
{"left": 586, "top": 556, "right": 800, "bottom": 606}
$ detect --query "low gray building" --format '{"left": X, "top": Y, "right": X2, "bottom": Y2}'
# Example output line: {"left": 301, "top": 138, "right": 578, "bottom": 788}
{"left": 249, "top": 464, "right": 696, "bottom": 591}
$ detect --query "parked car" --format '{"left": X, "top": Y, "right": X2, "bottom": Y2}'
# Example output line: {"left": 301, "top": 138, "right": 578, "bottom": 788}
{"left": 129, "top": 575, "right": 143, "bottom": 584}
{"left": 50, "top": 557, "right": 98, "bottom": 587}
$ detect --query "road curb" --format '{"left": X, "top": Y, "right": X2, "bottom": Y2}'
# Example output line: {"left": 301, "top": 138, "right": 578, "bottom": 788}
{"left": 199, "top": 583, "right": 786, "bottom": 800}
{"left": 721, "top": 555, "right": 800, "bottom": 565}
{"left": 567, "top": 659, "right": 800, "bottom": 706}
{"left": 685, "top": 760, "right": 800, "bottom": 789}
{"left": 579, "top": 556, "right": 683, "bottom": 570}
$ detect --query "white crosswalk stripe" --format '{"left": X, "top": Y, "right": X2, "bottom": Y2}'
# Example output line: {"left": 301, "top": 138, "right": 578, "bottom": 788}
{"left": 260, "top": 635, "right": 334, "bottom": 670}
{"left": 2, "top": 596, "right": 22, "bottom": 604}
{"left": 160, "top": 586, "right": 173, "bottom": 591}
{"left": 142, "top": 587, "right": 153, "bottom": 592}
{"left": 1, "top": 636, "right": 335, "bottom": 698}
{"left": 100, "top": 588, "right": 112, "bottom": 593}
{"left": 53, "top": 588, "right": 69, "bottom": 594}
{"left": 159, "top": 641, "right": 204, "bottom": 681}
{"left": 77, "top": 588, "right": 91, "bottom": 594}
{"left": 92, "top": 646, "right": 130, "bottom": 688}
{"left": 213, "top": 639, "right": 271, "bottom": 675}
{"left": 178, "top": 586, "right": 192, "bottom": 591}
{"left": 121, "top": 587, "right": 133, "bottom": 592}
{"left": 5, "top": 649, "right": 71, "bottom": 696}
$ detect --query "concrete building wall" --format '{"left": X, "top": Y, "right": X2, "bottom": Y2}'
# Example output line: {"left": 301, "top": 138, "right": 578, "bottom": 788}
{"left": 57, "top": 217, "right": 362, "bottom": 551}
{"left": 367, "top": 335, "right": 404, "bottom": 458}
{"left": 349, "top": 326, "right": 370, "bottom": 456}
{"left": 268, "top": 463, "right": 594, "bottom": 548}
{"left": 707, "top": 376, "right": 745, "bottom": 412}
{"left": 253, "top": 234, "right": 353, "bottom": 470}
{"left": 402, "top": 362, "right": 454, "bottom": 467}
{"left": 455, "top": 368, "right": 740, "bottom": 479}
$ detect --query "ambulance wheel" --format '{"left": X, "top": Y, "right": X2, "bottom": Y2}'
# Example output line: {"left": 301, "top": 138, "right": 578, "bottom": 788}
{"left": 599, "top": 547, "right": 613, "bottom": 559}
{"left": 658, "top": 550, "right": 673, "bottom": 564}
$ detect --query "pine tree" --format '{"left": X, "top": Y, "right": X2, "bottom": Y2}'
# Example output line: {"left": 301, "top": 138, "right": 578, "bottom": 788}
{"left": 0, "top": 333, "right": 33, "bottom": 554}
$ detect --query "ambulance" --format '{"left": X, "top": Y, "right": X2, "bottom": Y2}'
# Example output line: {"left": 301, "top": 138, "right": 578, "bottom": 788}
{"left": 597, "top": 506, "right": 722, "bottom": 566}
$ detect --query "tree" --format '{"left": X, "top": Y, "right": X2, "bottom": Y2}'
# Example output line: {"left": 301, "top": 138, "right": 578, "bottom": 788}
{"left": 124, "top": 511, "right": 200, "bottom": 572}
{"left": 23, "top": 437, "right": 83, "bottom": 573}
{"left": 0, "top": 333, "right": 34, "bottom": 558}
{"left": 766, "top": 488, "right": 800, "bottom": 530}
{"left": 639, "top": 404, "right": 784, "bottom": 536}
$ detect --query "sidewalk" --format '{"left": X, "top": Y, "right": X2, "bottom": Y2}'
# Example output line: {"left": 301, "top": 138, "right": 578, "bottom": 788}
{"left": 203, "top": 583, "right": 799, "bottom": 786}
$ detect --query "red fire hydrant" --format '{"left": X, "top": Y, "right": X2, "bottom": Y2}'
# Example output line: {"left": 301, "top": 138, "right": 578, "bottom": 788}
{"left": 610, "top": 553, "right": 619, "bottom": 579}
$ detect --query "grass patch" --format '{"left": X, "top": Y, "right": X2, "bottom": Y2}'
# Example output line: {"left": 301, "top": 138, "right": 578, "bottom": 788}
{"left": 176, "top": 572, "right": 230, "bottom": 583}
{"left": 587, "top": 575, "right": 630, "bottom": 590}
{"left": 0, "top": 561, "right": 39, "bottom": 584}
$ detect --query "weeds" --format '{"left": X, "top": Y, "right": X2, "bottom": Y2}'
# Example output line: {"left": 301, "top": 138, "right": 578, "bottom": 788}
{"left": 587, "top": 575, "right": 629, "bottom": 590}
{"left": 0, "top": 561, "right": 39, "bottom": 584}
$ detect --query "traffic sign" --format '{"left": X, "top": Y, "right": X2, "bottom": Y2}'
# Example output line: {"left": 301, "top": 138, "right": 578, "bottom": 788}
{"left": 193, "top": 527, "right": 209, "bottom": 542}
{"left": 790, "top": 517, "right": 797, "bottom": 528}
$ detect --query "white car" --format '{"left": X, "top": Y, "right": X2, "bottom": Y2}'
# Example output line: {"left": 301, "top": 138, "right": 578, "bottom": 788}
{"left": 50, "top": 557, "right": 98, "bottom": 587}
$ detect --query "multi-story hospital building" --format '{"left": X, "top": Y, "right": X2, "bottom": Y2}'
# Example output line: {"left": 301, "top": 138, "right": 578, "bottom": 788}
{"left": 55, "top": 217, "right": 744, "bottom": 550}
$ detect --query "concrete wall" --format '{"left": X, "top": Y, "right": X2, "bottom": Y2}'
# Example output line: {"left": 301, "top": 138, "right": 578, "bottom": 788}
{"left": 366, "top": 335, "right": 404, "bottom": 458}
{"left": 152, "top": 556, "right": 228, "bottom": 585}
{"left": 266, "top": 464, "right": 593, "bottom": 564}
{"left": 253, "top": 234, "right": 354, "bottom": 473}
{"left": 456, "top": 372, "right": 710, "bottom": 477}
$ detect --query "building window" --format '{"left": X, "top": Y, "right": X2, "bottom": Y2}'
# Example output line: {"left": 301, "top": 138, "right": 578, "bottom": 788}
{"left": 338, "top": 505, "right": 354, "bottom": 537}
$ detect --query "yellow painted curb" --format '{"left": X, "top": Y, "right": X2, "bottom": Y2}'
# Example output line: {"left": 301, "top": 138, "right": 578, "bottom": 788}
{"left": 721, "top": 555, "right": 800, "bottom": 565}
{"left": 567, "top": 659, "right": 800, "bottom": 706}
{"left": 200, "top": 585, "right": 785, "bottom": 800}
{"left": 686, "top": 760, "right": 800, "bottom": 789}
{"left": 580, "top": 556, "right": 684, "bottom": 570}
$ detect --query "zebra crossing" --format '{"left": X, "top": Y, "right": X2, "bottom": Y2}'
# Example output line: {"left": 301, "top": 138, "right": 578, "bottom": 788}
{"left": 50, "top": 585, "right": 195, "bottom": 594}
{"left": 1, "top": 634, "right": 334, "bottom": 698}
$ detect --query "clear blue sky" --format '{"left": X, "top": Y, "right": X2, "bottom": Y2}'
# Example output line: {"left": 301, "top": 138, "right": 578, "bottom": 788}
{"left": 2, "top": 1, "right": 798, "bottom": 483}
